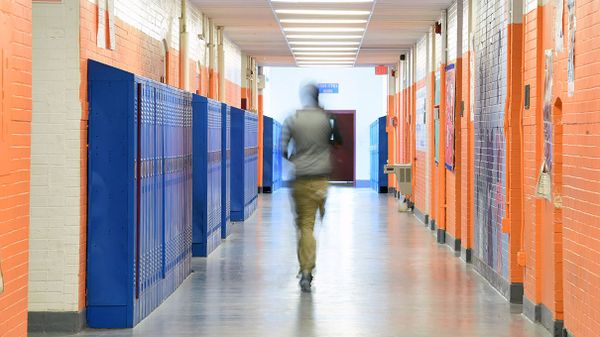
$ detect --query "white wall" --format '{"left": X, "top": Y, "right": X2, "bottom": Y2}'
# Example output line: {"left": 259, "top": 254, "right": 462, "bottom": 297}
{"left": 31, "top": 0, "right": 82, "bottom": 312}
{"left": 263, "top": 66, "right": 387, "bottom": 181}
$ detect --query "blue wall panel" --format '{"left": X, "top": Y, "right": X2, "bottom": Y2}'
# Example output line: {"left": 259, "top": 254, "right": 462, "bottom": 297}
{"left": 221, "top": 104, "right": 232, "bottom": 238}
{"left": 231, "top": 107, "right": 258, "bottom": 221}
{"left": 192, "top": 95, "right": 222, "bottom": 256}
{"left": 262, "top": 116, "right": 282, "bottom": 193}
{"left": 369, "top": 116, "right": 388, "bottom": 193}
{"left": 87, "top": 60, "right": 192, "bottom": 328}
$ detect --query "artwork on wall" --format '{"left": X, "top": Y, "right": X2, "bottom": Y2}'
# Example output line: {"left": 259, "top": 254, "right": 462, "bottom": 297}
{"left": 543, "top": 50, "right": 554, "bottom": 173}
{"left": 555, "top": 0, "right": 564, "bottom": 53}
{"left": 567, "top": 0, "right": 576, "bottom": 97}
{"left": 416, "top": 87, "right": 427, "bottom": 151}
{"left": 445, "top": 64, "right": 456, "bottom": 171}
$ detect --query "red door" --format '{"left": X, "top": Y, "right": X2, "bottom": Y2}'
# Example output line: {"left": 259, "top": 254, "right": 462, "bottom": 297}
{"left": 327, "top": 110, "right": 355, "bottom": 182}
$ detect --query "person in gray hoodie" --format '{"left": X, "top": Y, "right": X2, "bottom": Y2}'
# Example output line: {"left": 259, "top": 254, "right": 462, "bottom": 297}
{"left": 282, "top": 83, "right": 342, "bottom": 292}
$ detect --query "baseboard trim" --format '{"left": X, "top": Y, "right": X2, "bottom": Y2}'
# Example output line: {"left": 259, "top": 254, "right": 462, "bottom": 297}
{"left": 436, "top": 228, "right": 446, "bottom": 244}
{"left": 541, "top": 303, "right": 565, "bottom": 337}
{"left": 523, "top": 296, "right": 541, "bottom": 323}
{"left": 413, "top": 207, "right": 427, "bottom": 225}
{"left": 473, "top": 255, "right": 523, "bottom": 304}
{"left": 430, "top": 219, "right": 436, "bottom": 231}
{"left": 29, "top": 310, "right": 86, "bottom": 333}
{"left": 461, "top": 247, "right": 472, "bottom": 263}
{"left": 445, "top": 232, "right": 461, "bottom": 254}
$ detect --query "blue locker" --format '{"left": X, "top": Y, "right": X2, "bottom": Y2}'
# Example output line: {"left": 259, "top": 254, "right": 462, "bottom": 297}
{"left": 87, "top": 60, "right": 192, "bottom": 328}
{"left": 262, "top": 116, "right": 282, "bottom": 193}
{"left": 221, "top": 103, "right": 232, "bottom": 238}
{"left": 191, "top": 95, "right": 222, "bottom": 256}
{"left": 369, "top": 116, "right": 388, "bottom": 193}
{"left": 231, "top": 107, "right": 258, "bottom": 221}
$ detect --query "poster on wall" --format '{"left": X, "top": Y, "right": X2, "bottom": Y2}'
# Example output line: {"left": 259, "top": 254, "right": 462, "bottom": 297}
{"left": 543, "top": 50, "right": 554, "bottom": 173}
{"left": 445, "top": 64, "right": 456, "bottom": 171}
{"left": 555, "top": 0, "right": 564, "bottom": 53}
{"left": 97, "top": 0, "right": 107, "bottom": 49}
{"left": 416, "top": 87, "right": 427, "bottom": 151}
{"left": 568, "top": 0, "right": 576, "bottom": 96}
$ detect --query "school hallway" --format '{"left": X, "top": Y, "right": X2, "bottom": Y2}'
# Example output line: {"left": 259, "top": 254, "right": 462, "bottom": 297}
{"left": 45, "top": 187, "right": 547, "bottom": 337}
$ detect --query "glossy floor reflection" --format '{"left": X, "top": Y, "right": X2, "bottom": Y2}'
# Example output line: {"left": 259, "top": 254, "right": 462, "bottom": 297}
{"left": 46, "top": 187, "right": 549, "bottom": 337}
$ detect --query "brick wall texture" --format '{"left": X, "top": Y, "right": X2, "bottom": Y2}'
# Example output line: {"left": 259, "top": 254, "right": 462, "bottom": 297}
{"left": 30, "top": 0, "right": 244, "bottom": 314}
{"left": 0, "top": 1, "right": 32, "bottom": 336}
{"left": 390, "top": 0, "right": 600, "bottom": 335}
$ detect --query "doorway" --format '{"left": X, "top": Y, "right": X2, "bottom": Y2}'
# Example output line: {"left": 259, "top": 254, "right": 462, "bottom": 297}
{"left": 327, "top": 110, "right": 355, "bottom": 183}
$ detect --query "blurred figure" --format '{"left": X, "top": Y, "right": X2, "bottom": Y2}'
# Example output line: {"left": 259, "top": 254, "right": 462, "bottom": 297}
{"left": 282, "top": 83, "right": 342, "bottom": 292}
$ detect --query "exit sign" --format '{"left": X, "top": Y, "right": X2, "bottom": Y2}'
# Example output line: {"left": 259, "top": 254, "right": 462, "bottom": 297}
{"left": 375, "top": 65, "right": 388, "bottom": 75}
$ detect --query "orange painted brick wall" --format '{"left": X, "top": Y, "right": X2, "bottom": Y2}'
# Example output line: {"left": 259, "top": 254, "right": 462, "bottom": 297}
{"left": 460, "top": 51, "right": 472, "bottom": 250}
{"left": 224, "top": 79, "right": 241, "bottom": 108}
{"left": 414, "top": 81, "right": 427, "bottom": 211}
{"left": 522, "top": 7, "right": 540, "bottom": 304}
{"left": 0, "top": 1, "right": 32, "bottom": 336}
{"left": 552, "top": 0, "right": 600, "bottom": 334}
{"left": 446, "top": 60, "right": 462, "bottom": 242}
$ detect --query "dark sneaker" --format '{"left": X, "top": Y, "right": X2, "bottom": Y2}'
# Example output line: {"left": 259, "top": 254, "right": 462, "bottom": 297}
{"left": 299, "top": 272, "right": 313, "bottom": 292}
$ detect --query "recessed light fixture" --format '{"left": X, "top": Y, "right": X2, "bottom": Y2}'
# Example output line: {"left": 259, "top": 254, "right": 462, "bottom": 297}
{"left": 294, "top": 52, "right": 357, "bottom": 56}
{"left": 296, "top": 57, "right": 355, "bottom": 61}
{"left": 287, "top": 34, "right": 363, "bottom": 40}
{"left": 280, "top": 19, "right": 368, "bottom": 24}
{"left": 298, "top": 64, "right": 353, "bottom": 68}
{"left": 284, "top": 27, "right": 365, "bottom": 33}
{"left": 275, "top": 9, "right": 371, "bottom": 16}
{"left": 292, "top": 47, "right": 359, "bottom": 51}
{"left": 289, "top": 41, "right": 361, "bottom": 46}
{"left": 272, "top": 0, "right": 372, "bottom": 3}
{"left": 297, "top": 61, "right": 355, "bottom": 64}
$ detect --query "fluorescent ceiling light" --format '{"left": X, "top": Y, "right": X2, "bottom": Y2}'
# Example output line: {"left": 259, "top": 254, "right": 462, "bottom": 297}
{"left": 273, "top": 0, "right": 372, "bottom": 3}
{"left": 296, "top": 57, "right": 355, "bottom": 61}
{"left": 292, "top": 47, "right": 359, "bottom": 51}
{"left": 287, "top": 34, "right": 363, "bottom": 40}
{"left": 297, "top": 61, "right": 355, "bottom": 64}
{"left": 284, "top": 27, "right": 365, "bottom": 33}
{"left": 280, "top": 19, "right": 368, "bottom": 24}
{"left": 294, "top": 52, "right": 357, "bottom": 55}
{"left": 275, "top": 9, "right": 371, "bottom": 16}
{"left": 298, "top": 65, "right": 353, "bottom": 68}
{"left": 289, "top": 41, "right": 361, "bottom": 46}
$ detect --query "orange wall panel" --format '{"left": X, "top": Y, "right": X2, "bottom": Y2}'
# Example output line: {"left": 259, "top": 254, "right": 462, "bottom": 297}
{"left": 0, "top": 1, "right": 32, "bottom": 336}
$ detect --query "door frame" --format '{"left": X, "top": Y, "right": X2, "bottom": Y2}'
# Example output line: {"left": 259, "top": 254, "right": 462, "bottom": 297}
{"left": 327, "top": 110, "right": 356, "bottom": 184}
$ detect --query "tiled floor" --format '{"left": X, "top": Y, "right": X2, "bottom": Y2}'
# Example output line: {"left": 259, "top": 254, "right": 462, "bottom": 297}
{"left": 36, "top": 187, "right": 549, "bottom": 337}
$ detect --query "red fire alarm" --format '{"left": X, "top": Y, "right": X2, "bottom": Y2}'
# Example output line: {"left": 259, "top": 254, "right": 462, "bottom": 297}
{"left": 375, "top": 65, "right": 388, "bottom": 75}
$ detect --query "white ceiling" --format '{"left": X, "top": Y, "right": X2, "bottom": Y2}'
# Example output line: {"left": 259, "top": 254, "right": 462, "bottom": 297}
{"left": 190, "top": 0, "right": 451, "bottom": 67}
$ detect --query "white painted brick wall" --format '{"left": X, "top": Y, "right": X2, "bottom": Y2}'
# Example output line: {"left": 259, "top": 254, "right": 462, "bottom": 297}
{"left": 462, "top": 0, "right": 470, "bottom": 54}
{"left": 31, "top": 0, "right": 82, "bottom": 312}
{"left": 416, "top": 36, "right": 427, "bottom": 81}
{"left": 447, "top": 0, "right": 458, "bottom": 62}
{"left": 224, "top": 36, "right": 242, "bottom": 86}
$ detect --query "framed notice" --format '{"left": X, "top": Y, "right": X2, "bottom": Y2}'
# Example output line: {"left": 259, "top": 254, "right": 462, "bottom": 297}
{"left": 445, "top": 64, "right": 456, "bottom": 171}
{"left": 416, "top": 87, "right": 427, "bottom": 151}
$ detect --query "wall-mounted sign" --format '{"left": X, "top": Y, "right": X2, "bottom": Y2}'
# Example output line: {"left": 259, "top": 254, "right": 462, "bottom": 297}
{"left": 318, "top": 83, "right": 339, "bottom": 94}
{"left": 375, "top": 65, "right": 388, "bottom": 75}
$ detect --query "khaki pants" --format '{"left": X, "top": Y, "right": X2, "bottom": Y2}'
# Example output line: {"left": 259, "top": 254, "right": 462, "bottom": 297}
{"left": 292, "top": 177, "right": 328, "bottom": 274}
